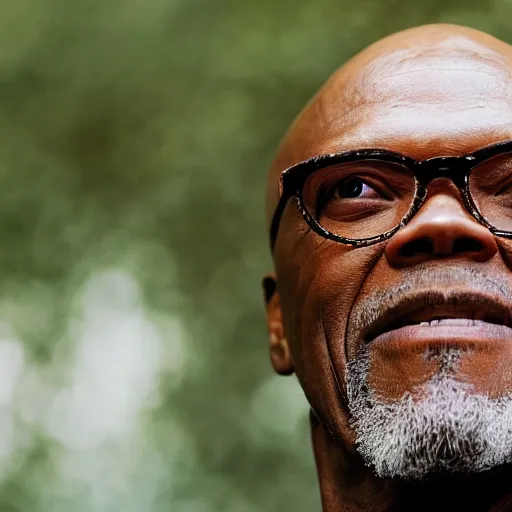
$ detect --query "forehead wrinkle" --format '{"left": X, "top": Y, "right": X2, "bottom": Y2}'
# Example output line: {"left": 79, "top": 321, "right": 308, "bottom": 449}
{"left": 320, "top": 56, "right": 509, "bottom": 128}
{"left": 385, "top": 66, "right": 504, "bottom": 78}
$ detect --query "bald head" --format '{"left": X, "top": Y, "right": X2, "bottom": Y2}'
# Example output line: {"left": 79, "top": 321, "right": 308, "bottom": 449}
{"left": 266, "top": 24, "right": 512, "bottom": 232}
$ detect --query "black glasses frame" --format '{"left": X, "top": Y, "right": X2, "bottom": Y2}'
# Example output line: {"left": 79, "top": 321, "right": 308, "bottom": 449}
{"left": 269, "top": 139, "right": 512, "bottom": 251}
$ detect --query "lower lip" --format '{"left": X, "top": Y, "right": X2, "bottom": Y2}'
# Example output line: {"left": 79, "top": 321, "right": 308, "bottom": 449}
{"left": 370, "top": 322, "right": 512, "bottom": 346}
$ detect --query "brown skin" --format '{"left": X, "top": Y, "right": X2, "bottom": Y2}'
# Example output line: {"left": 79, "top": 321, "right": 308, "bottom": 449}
{"left": 263, "top": 24, "right": 512, "bottom": 511}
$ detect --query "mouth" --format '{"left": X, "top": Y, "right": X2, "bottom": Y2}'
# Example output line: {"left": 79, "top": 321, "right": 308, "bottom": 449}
{"left": 365, "top": 291, "right": 512, "bottom": 344}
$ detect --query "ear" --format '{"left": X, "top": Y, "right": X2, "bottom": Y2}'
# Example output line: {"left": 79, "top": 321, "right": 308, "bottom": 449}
{"left": 262, "top": 272, "right": 294, "bottom": 375}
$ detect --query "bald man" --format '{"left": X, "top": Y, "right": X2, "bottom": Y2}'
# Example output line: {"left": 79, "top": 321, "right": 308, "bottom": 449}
{"left": 263, "top": 24, "right": 512, "bottom": 511}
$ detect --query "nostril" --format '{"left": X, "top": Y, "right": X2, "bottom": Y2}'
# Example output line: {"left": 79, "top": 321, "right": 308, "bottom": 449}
{"left": 398, "top": 236, "right": 486, "bottom": 259}
{"left": 399, "top": 237, "right": 433, "bottom": 258}
{"left": 452, "top": 236, "right": 484, "bottom": 254}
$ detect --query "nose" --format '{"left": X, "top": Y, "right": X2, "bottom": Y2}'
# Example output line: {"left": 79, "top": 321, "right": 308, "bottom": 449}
{"left": 385, "top": 193, "right": 498, "bottom": 267}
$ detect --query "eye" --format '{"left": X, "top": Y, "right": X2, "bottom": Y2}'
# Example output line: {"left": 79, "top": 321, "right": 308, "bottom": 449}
{"left": 335, "top": 178, "right": 380, "bottom": 199}
{"left": 305, "top": 160, "right": 415, "bottom": 222}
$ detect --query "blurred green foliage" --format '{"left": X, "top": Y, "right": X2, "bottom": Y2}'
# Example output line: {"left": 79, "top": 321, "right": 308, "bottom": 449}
{"left": 0, "top": 0, "right": 508, "bottom": 510}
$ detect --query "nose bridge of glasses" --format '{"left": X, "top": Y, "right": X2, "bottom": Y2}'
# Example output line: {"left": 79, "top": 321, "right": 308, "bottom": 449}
{"left": 417, "top": 156, "right": 472, "bottom": 189}
{"left": 406, "top": 158, "right": 478, "bottom": 228}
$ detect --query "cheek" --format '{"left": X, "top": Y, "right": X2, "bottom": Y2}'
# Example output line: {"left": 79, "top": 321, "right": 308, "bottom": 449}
{"left": 277, "top": 242, "right": 367, "bottom": 367}
{"left": 275, "top": 236, "right": 384, "bottom": 437}
{"left": 318, "top": 247, "right": 384, "bottom": 392}
{"left": 497, "top": 238, "right": 512, "bottom": 271}
{"left": 275, "top": 204, "right": 384, "bottom": 352}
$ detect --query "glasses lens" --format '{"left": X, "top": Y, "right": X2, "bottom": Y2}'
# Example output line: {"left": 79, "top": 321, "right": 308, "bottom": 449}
{"left": 469, "top": 152, "right": 512, "bottom": 232}
{"left": 302, "top": 159, "right": 416, "bottom": 240}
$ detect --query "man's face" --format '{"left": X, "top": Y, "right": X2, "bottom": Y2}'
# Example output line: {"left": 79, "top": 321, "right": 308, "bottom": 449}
{"left": 266, "top": 31, "right": 512, "bottom": 478}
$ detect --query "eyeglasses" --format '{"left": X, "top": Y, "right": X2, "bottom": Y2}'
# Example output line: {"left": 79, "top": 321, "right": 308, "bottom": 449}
{"left": 269, "top": 139, "right": 512, "bottom": 251}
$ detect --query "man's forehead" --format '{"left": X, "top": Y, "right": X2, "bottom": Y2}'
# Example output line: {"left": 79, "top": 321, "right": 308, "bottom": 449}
{"left": 266, "top": 25, "right": 512, "bottom": 231}
{"left": 320, "top": 48, "right": 509, "bottom": 133}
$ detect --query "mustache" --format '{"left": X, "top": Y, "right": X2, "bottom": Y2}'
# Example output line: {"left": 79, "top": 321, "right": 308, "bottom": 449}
{"left": 347, "top": 265, "right": 512, "bottom": 347}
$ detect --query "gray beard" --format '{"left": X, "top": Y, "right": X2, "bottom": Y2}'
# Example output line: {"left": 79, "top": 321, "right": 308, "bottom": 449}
{"left": 346, "top": 346, "right": 512, "bottom": 479}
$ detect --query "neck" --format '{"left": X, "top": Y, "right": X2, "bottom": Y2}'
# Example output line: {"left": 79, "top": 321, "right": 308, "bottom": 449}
{"left": 310, "top": 413, "right": 512, "bottom": 512}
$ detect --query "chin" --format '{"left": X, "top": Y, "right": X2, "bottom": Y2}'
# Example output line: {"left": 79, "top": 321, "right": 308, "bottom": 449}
{"left": 345, "top": 344, "right": 512, "bottom": 480}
